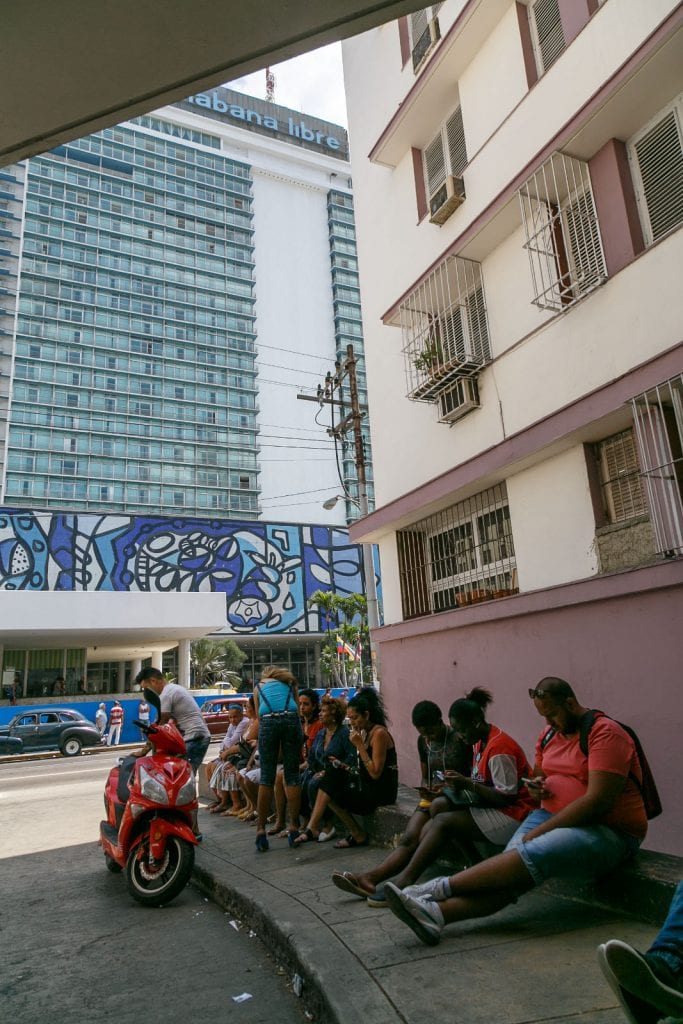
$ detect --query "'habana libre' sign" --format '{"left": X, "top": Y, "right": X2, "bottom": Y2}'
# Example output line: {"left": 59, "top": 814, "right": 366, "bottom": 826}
{"left": 186, "top": 90, "right": 346, "bottom": 156}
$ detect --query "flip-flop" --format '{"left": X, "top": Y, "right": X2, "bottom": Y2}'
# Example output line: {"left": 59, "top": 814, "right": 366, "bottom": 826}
{"left": 209, "top": 805, "right": 228, "bottom": 814}
{"left": 333, "top": 835, "right": 368, "bottom": 849}
{"left": 331, "top": 871, "right": 372, "bottom": 898}
{"left": 267, "top": 823, "right": 286, "bottom": 835}
{"left": 293, "top": 827, "right": 318, "bottom": 846}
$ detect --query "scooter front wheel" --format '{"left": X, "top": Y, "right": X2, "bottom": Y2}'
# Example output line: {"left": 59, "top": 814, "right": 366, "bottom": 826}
{"left": 125, "top": 834, "right": 194, "bottom": 907}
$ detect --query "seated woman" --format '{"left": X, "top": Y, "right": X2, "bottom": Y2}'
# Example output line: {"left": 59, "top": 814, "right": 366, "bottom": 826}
{"left": 254, "top": 666, "right": 303, "bottom": 851}
{"left": 295, "top": 687, "right": 398, "bottom": 848}
{"left": 269, "top": 688, "right": 323, "bottom": 836}
{"left": 301, "top": 695, "right": 355, "bottom": 841}
{"left": 384, "top": 687, "right": 533, "bottom": 894}
{"left": 205, "top": 702, "right": 251, "bottom": 815}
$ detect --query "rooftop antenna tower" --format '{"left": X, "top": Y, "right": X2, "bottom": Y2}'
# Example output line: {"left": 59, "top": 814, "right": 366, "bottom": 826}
{"left": 265, "top": 67, "right": 276, "bottom": 103}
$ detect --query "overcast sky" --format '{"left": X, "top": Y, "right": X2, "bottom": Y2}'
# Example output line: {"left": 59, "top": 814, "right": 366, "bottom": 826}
{"left": 227, "top": 42, "right": 348, "bottom": 128}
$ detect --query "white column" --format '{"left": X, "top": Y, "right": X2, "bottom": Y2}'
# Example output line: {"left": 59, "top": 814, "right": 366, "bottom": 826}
{"left": 177, "top": 639, "right": 191, "bottom": 689}
{"left": 151, "top": 650, "right": 163, "bottom": 672}
{"left": 131, "top": 659, "right": 142, "bottom": 688}
{"left": 117, "top": 661, "right": 127, "bottom": 693}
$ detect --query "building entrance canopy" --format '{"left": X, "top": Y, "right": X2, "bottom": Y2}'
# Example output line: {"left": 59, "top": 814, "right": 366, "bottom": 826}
{"left": 1, "top": 1, "right": 424, "bottom": 166}
{"left": 0, "top": 591, "right": 226, "bottom": 659}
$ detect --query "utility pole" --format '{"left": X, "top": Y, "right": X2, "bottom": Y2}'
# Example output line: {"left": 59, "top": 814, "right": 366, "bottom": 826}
{"left": 343, "top": 344, "right": 381, "bottom": 685}
{"left": 297, "top": 345, "right": 381, "bottom": 685}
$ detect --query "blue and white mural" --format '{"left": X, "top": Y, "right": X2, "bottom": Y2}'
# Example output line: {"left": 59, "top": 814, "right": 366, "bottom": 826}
{"left": 0, "top": 510, "right": 366, "bottom": 634}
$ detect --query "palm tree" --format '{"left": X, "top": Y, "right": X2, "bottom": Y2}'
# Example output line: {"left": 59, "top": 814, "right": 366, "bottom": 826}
{"left": 190, "top": 638, "right": 245, "bottom": 688}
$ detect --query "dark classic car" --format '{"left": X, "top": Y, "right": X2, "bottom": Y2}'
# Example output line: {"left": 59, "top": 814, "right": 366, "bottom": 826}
{"left": 200, "top": 696, "right": 250, "bottom": 737}
{"left": 0, "top": 708, "right": 102, "bottom": 756}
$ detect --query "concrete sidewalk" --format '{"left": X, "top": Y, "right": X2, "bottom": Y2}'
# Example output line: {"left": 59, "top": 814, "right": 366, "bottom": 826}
{"left": 192, "top": 804, "right": 659, "bottom": 1024}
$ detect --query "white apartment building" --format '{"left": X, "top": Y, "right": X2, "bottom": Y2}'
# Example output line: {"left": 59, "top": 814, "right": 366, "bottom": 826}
{"left": 343, "top": 0, "right": 683, "bottom": 854}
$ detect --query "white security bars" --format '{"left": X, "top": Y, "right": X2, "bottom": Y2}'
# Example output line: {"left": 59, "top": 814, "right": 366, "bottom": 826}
{"left": 518, "top": 152, "right": 607, "bottom": 311}
{"left": 631, "top": 373, "right": 683, "bottom": 556}
{"left": 400, "top": 255, "right": 491, "bottom": 402}
{"left": 396, "top": 483, "right": 517, "bottom": 619}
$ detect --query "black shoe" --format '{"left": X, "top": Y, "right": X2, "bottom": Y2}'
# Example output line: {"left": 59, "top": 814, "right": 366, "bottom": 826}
{"left": 598, "top": 940, "right": 683, "bottom": 1023}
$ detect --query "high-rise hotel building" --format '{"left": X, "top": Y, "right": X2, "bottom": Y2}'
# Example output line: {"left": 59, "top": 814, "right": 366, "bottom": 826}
{"left": 0, "top": 87, "right": 373, "bottom": 525}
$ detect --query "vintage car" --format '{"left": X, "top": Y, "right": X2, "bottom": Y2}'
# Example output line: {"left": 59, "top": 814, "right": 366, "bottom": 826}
{"left": 200, "top": 696, "right": 250, "bottom": 737}
{"left": 0, "top": 708, "right": 102, "bottom": 756}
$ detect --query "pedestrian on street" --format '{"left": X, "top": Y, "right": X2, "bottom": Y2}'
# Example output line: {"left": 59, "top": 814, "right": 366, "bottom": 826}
{"left": 107, "top": 700, "right": 124, "bottom": 746}
{"left": 95, "top": 702, "right": 107, "bottom": 742}
{"left": 137, "top": 697, "right": 150, "bottom": 739}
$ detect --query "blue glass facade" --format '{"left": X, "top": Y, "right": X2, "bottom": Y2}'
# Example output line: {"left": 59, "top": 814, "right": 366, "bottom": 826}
{"left": 5, "top": 122, "right": 259, "bottom": 516}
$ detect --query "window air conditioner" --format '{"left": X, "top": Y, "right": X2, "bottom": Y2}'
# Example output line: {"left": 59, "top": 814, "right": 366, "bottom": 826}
{"left": 429, "top": 175, "right": 466, "bottom": 225}
{"left": 438, "top": 377, "right": 480, "bottom": 423}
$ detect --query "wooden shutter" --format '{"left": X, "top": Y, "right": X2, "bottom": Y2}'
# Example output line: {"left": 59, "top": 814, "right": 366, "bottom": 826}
{"left": 530, "top": 0, "right": 566, "bottom": 73}
{"left": 564, "top": 189, "right": 606, "bottom": 294}
{"left": 633, "top": 109, "right": 683, "bottom": 242}
{"left": 424, "top": 132, "right": 446, "bottom": 198}
{"left": 599, "top": 429, "right": 646, "bottom": 523}
{"left": 445, "top": 107, "right": 467, "bottom": 177}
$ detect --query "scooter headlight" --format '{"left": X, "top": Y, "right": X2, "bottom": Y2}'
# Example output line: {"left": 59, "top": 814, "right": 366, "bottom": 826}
{"left": 138, "top": 766, "right": 168, "bottom": 805}
{"left": 176, "top": 777, "right": 197, "bottom": 805}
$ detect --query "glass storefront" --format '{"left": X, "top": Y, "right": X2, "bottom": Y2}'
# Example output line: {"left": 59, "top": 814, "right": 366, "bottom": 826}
{"left": 3, "top": 648, "right": 86, "bottom": 698}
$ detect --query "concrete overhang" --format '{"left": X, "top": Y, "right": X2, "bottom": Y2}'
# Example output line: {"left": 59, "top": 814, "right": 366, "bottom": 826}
{"left": 1, "top": 0, "right": 426, "bottom": 167}
{"left": 0, "top": 591, "right": 226, "bottom": 653}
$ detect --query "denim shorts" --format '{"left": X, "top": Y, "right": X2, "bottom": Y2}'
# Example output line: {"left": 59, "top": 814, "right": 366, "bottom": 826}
{"left": 185, "top": 734, "right": 211, "bottom": 774}
{"left": 258, "top": 713, "right": 303, "bottom": 787}
{"left": 505, "top": 809, "right": 640, "bottom": 886}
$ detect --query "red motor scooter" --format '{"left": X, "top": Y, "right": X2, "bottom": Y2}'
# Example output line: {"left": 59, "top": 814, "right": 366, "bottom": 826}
{"left": 99, "top": 690, "right": 199, "bottom": 906}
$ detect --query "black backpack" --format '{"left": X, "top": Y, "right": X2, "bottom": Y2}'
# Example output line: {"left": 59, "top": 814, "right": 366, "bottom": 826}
{"left": 540, "top": 709, "right": 662, "bottom": 820}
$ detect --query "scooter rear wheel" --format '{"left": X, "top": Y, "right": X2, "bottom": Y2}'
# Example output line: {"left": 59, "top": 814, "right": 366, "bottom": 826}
{"left": 125, "top": 834, "right": 194, "bottom": 907}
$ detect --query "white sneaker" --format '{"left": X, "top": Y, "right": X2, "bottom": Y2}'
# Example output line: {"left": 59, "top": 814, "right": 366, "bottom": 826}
{"left": 403, "top": 876, "right": 451, "bottom": 902}
{"left": 598, "top": 940, "right": 683, "bottom": 1024}
{"left": 384, "top": 882, "right": 444, "bottom": 946}
{"left": 318, "top": 827, "right": 337, "bottom": 843}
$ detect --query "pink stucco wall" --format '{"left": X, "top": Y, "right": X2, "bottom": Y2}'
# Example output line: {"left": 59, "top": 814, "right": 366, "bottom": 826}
{"left": 376, "top": 570, "right": 683, "bottom": 856}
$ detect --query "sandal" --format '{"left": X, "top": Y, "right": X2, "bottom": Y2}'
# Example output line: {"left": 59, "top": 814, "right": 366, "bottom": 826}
{"left": 210, "top": 804, "right": 228, "bottom": 814}
{"left": 267, "top": 822, "right": 286, "bottom": 836}
{"left": 293, "top": 827, "right": 318, "bottom": 846}
{"left": 333, "top": 834, "right": 368, "bottom": 849}
{"left": 255, "top": 833, "right": 269, "bottom": 853}
{"left": 287, "top": 830, "right": 301, "bottom": 848}
{"left": 331, "top": 871, "right": 372, "bottom": 898}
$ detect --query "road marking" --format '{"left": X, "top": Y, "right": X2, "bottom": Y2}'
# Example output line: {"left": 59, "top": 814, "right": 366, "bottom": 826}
{"left": 2, "top": 766, "right": 109, "bottom": 782}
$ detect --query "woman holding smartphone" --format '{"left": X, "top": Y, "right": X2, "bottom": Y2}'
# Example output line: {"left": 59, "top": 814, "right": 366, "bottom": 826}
{"left": 383, "top": 687, "right": 534, "bottom": 894}
{"left": 294, "top": 687, "right": 398, "bottom": 848}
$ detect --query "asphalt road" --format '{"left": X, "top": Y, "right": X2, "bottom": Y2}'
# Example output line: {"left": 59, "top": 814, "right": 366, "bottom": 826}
{"left": 0, "top": 751, "right": 308, "bottom": 1024}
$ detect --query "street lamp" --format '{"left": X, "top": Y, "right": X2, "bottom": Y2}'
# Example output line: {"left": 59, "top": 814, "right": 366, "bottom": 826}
{"left": 322, "top": 493, "right": 359, "bottom": 511}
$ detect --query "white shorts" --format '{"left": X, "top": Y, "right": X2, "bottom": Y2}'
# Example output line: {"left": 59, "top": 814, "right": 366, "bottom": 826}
{"left": 469, "top": 807, "right": 520, "bottom": 846}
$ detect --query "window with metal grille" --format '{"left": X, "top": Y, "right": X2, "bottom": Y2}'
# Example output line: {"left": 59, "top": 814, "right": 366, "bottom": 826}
{"left": 410, "top": 5, "right": 443, "bottom": 71}
{"left": 424, "top": 106, "right": 467, "bottom": 202}
{"left": 629, "top": 99, "right": 683, "bottom": 245}
{"left": 397, "top": 483, "right": 517, "bottom": 619}
{"left": 631, "top": 373, "right": 683, "bottom": 556}
{"left": 400, "top": 255, "right": 491, "bottom": 403}
{"left": 597, "top": 429, "right": 647, "bottom": 524}
{"left": 518, "top": 151, "right": 607, "bottom": 311}
{"left": 529, "top": 0, "right": 566, "bottom": 75}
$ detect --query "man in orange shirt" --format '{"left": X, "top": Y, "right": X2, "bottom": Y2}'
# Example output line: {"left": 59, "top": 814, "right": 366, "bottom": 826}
{"left": 384, "top": 677, "right": 647, "bottom": 946}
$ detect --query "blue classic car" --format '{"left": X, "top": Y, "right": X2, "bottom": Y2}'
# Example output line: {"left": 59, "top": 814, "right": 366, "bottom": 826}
{"left": 0, "top": 708, "right": 101, "bottom": 756}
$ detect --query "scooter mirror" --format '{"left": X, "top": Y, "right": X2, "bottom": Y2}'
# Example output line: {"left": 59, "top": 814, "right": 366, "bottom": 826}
{"left": 143, "top": 687, "right": 161, "bottom": 721}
